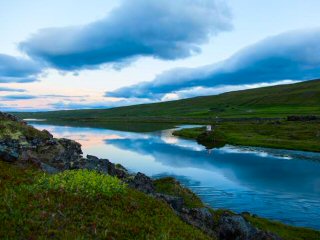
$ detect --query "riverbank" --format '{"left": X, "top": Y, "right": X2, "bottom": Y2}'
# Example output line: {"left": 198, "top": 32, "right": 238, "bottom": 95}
{"left": 173, "top": 120, "right": 320, "bottom": 152}
{"left": 2, "top": 162, "right": 319, "bottom": 240}
{"left": 1, "top": 112, "right": 319, "bottom": 239}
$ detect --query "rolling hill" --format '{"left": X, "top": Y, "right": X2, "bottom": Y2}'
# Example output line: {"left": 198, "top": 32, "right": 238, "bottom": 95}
{"left": 15, "top": 79, "right": 320, "bottom": 123}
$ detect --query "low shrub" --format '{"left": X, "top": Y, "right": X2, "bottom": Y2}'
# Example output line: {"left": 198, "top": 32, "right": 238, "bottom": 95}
{"left": 36, "top": 169, "right": 126, "bottom": 197}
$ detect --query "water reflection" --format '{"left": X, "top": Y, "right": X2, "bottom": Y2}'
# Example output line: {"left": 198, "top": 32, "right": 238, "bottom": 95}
{"left": 32, "top": 123, "right": 320, "bottom": 229}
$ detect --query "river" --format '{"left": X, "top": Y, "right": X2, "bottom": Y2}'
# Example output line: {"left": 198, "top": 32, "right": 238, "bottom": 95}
{"left": 31, "top": 123, "right": 320, "bottom": 230}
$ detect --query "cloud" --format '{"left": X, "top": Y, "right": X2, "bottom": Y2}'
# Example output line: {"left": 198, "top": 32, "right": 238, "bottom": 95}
{"left": 50, "top": 98, "right": 152, "bottom": 110}
{"left": 20, "top": 0, "right": 232, "bottom": 70}
{"left": 0, "top": 54, "right": 42, "bottom": 83}
{"left": 0, "top": 87, "right": 26, "bottom": 92}
{"left": 0, "top": 94, "right": 37, "bottom": 101}
{"left": 161, "top": 80, "right": 298, "bottom": 101}
{"left": 107, "top": 29, "right": 320, "bottom": 99}
{"left": 41, "top": 94, "right": 88, "bottom": 98}
{"left": 0, "top": 93, "right": 88, "bottom": 102}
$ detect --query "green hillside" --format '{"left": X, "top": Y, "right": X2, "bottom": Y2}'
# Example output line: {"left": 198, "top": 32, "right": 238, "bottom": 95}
{"left": 16, "top": 79, "right": 320, "bottom": 123}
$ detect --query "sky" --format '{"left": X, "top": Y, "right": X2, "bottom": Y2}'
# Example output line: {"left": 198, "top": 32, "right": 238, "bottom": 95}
{"left": 0, "top": 0, "right": 320, "bottom": 111}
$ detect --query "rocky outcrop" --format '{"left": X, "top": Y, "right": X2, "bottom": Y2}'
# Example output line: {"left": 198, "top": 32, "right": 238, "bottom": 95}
{"left": 155, "top": 193, "right": 184, "bottom": 212}
{"left": 0, "top": 140, "right": 20, "bottom": 162}
{"left": 179, "top": 207, "right": 216, "bottom": 237}
{"left": 84, "top": 155, "right": 130, "bottom": 178}
{"left": 151, "top": 178, "right": 281, "bottom": 240}
{"left": 217, "top": 213, "right": 281, "bottom": 240}
{"left": 0, "top": 112, "right": 24, "bottom": 123}
{"left": 0, "top": 136, "right": 83, "bottom": 170}
{"left": 127, "top": 172, "right": 156, "bottom": 194}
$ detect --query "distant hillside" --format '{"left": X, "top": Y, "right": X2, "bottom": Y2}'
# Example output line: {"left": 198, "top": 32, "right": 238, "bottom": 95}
{"left": 16, "top": 79, "right": 320, "bottom": 123}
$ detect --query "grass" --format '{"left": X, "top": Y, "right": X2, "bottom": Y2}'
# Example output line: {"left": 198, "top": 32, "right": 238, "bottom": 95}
{"left": 0, "top": 161, "right": 212, "bottom": 240}
{"left": 243, "top": 213, "right": 320, "bottom": 240}
{"left": 15, "top": 79, "right": 320, "bottom": 121}
{"left": 154, "top": 177, "right": 204, "bottom": 208}
{"left": 0, "top": 118, "right": 50, "bottom": 141}
{"left": 1, "top": 161, "right": 319, "bottom": 239}
{"left": 14, "top": 79, "right": 320, "bottom": 151}
{"left": 211, "top": 209, "right": 320, "bottom": 240}
{"left": 35, "top": 170, "right": 127, "bottom": 198}
{"left": 173, "top": 120, "right": 320, "bottom": 152}
{"left": 172, "top": 127, "right": 206, "bottom": 139}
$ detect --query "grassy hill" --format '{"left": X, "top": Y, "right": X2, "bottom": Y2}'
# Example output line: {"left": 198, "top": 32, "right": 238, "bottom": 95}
{"left": 16, "top": 79, "right": 320, "bottom": 123}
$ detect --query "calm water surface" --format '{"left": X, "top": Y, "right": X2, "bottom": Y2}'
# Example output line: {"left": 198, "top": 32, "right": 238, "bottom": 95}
{"left": 32, "top": 123, "right": 320, "bottom": 230}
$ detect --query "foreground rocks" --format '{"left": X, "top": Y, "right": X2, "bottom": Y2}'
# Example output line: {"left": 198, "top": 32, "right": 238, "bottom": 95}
{"left": 218, "top": 214, "right": 281, "bottom": 240}
{"left": 123, "top": 171, "right": 281, "bottom": 240}
{"left": 0, "top": 112, "right": 282, "bottom": 240}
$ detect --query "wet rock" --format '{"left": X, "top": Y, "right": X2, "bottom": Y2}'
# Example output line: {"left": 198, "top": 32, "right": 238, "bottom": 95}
{"left": 128, "top": 172, "right": 155, "bottom": 194}
{"left": 155, "top": 193, "right": 184, "bottom": 212}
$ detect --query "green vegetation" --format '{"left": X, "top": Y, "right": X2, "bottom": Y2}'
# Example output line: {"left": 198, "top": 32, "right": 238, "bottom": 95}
{"left": 173, "top": 120, "right": 320, "bottom": 152}
{"left": 0, "top": 161, "right": 212, "bottom": 240}
{"left": 154, "top": 178, "right": 320, "bottom": 239}
{"left": 243, "top": 213, "right": 320, "bottom": 240}
{"left": 12, "top": 80, "right": 320, "bottom": 151}
{"left": 16, "top": 79, "right": 320, "bottom": 122}
{"left": 1, "top": 161, "right": 319, "bottom": 239}
{"left": 154, "top": 177, "right": 204, "bottom": 208}
{"left": 211, "top": 209, "right": 320, "bottom": 240}
{"left": 173, "top": 127, "right": 206, "bottom": 139}
{"left": 35, "top": 170, "right": 127, "bottom": 198}
{"left": 14, "top": 80, "right": 320, "bottom": 151}
{"left": 0, "top": 118, "right": 49, "bottom": 140}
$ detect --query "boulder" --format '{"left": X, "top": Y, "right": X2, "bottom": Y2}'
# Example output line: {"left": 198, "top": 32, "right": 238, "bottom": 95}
{"left": 155, "top": 193, "right": 184, "bottom": 212}
{"left": 107, "top": 161, "right": 129, "bottom": 179}
{"left": 0, "top": 112, "right": 23, "bottom": 122}
{"left": 40, "top": 162, "right": 59, "bottom": 174}
{"left": 217, "top": 214, "right": 282, "bottom": 240}
{"left": 179, "top": 207, "right": 215, "bottom": 237}
{"left": 0, "top": 145, "right": 19, "bottom": 162}
{"left": 82, "top": 155, "right": 109, "bottom": 174}
{"left": 128, "top": 172, "right": 155, "bottom": 194}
